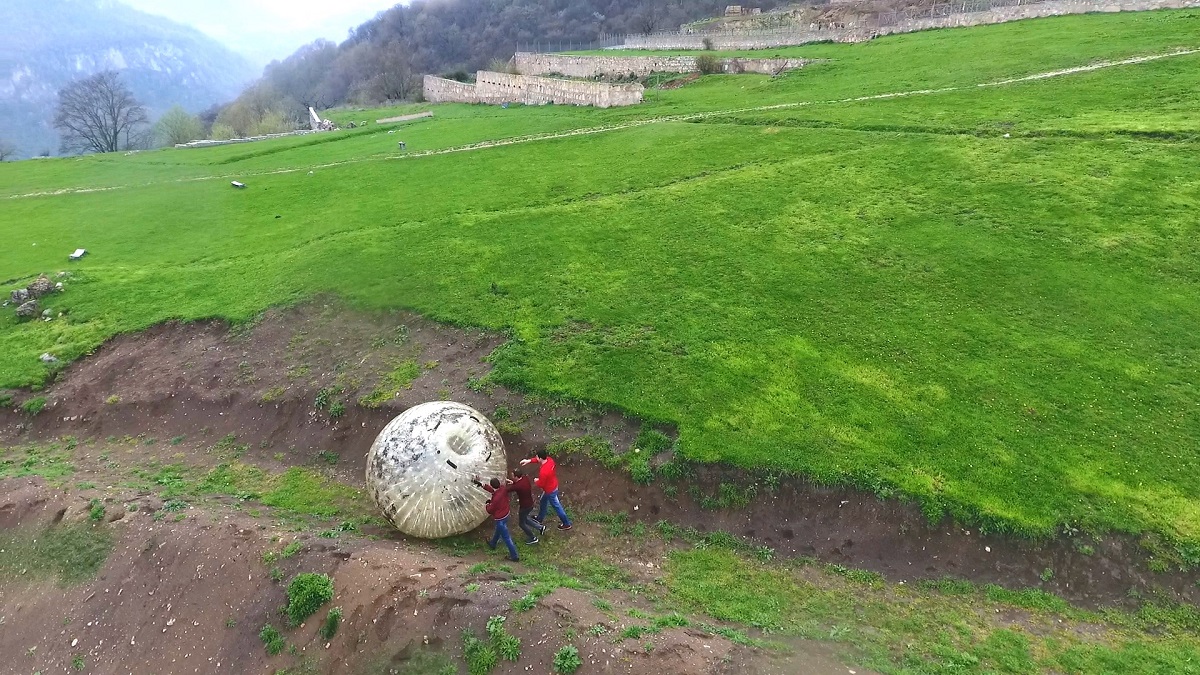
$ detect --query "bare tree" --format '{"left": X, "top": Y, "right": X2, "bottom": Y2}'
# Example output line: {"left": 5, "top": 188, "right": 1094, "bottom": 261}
{"left": 54, "top": 71, "right": 148, "bottom": 154}
{"left": 0, "top": 140, "right": 16, "bottom": 161}
{"left": 263, "top": 39, "right": 340, "bottom": 111}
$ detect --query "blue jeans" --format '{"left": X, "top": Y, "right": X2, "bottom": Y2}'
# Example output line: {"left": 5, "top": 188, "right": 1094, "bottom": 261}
{"left": 489, "top": 518, "right": 519, "bottom": 560}
{"left": 537, "top": 490, "right": 572, "bottom": 527}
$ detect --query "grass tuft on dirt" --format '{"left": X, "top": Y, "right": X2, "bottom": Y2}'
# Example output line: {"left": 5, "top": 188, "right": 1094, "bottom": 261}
{"left": 359, "top": 359, "right": 422, "bottom": 408}
{"left": 285, "top": 572, "right": 334, "bottom": 626}
{"left": 0, "top": 523, "right": 114, "bottom": 584}
{"left": 259, "top": 624, "right": 286, "bottom": 656}
{"left": 0, "top": 444, "right": 75, "bottom": 481}
{"left": 318, "top": 607, "right": 342, "bottom": 641}
{"left": 162, "top": 461, "right": 368, "bottom": 519}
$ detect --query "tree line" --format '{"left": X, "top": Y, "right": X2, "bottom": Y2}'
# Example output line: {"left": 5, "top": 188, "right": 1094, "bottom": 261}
{"left": 9, "top": 0, "right": 793, "bottom": 158}
{"left": 216, "top": 0, "right": 793, "bottom": 134}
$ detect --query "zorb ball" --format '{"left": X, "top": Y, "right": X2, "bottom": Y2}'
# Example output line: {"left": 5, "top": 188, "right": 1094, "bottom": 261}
{"left": 366, "top": 401, "right": 507, "bottom": 538}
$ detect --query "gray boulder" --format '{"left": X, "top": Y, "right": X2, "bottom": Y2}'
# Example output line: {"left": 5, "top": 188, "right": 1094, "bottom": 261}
{"left": 27, "top": 275, "right": 55, "bottom": 298}
{"left": 10, "top": 288, "right": 30, "bottom": 304}
{"left": 15, "top": 300, "right": 39, "bottom": 319}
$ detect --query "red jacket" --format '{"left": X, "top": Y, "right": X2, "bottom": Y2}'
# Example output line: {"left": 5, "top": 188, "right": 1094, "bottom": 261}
{"left": 528, "top": 456, "right": 559, "bottom": 493}
{"left": 484, "top": 483, "right": 511, "bottom": 520}
{"left": 509, "top": 475, "right": 534, "bottom": 509}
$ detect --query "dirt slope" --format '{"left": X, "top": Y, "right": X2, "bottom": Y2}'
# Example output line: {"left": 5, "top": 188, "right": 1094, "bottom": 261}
{"left": 0, "top": 301, "right": 1195, "bottom": 673}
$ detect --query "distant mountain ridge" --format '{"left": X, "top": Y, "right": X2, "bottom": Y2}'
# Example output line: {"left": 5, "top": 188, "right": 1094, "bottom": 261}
{"left": 0, "top": 0, "right": 256, "bottom": 158}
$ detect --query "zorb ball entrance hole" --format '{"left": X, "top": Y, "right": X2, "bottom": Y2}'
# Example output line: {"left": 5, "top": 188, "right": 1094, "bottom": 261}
{"left": 366, "top": 401, "right": 508, "bottom": 538}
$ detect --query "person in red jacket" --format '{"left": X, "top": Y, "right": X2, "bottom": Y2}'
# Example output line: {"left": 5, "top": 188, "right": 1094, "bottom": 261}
{"left": 476, "top": 477, "right": 519, "bottom": 562}
{"left": 520, "top": 449, "right": 572, "bottom": 530}
{"left": 509, "top": 468, "right": 544, "bottom": 544}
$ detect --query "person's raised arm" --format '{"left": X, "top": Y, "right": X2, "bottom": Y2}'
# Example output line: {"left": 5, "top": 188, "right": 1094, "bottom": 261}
{"left": 473, "top": 475, "right": 497, "bottom": 494}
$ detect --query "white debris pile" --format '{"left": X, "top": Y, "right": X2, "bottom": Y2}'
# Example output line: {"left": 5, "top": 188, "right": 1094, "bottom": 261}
{"left": 309, "top": 107, "right": 338, "bottom": 132}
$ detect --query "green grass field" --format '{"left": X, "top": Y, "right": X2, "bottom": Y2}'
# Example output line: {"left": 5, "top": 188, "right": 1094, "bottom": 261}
{"left": 2, "top": 10, "right": 1199, "bottom": 548}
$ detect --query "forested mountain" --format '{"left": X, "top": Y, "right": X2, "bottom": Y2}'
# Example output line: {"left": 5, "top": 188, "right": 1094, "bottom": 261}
{"left": 252, "top": 0, "right": 795, "bottom": 113}
{"left": 0, "top": 0, "right": 255, "bottom": 159}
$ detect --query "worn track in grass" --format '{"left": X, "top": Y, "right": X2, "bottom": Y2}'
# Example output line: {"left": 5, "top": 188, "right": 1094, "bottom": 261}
{"left": 7, "top": 48, "right": 1195, "bottom": 201}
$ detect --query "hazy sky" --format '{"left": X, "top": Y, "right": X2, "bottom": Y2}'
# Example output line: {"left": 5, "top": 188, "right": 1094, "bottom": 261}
{"left": 122, "top": 0, "right": 400, "bottom": 67}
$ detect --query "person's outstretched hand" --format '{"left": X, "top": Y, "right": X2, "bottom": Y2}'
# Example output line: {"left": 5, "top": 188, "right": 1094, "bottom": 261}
{"left": 519, "top": 459, "right": 531, "bottom": 466}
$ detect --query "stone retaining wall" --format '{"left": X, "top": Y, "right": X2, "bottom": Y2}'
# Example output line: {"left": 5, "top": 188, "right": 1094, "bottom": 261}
{"left": 621, "top": 0, "right": 1200, "bottom": 49}
{"left": 422, "top": 77, "right": 478, "bottom": 104}
{"left": 511, "top": 52, "right": 814, "bottom": 78}
{"left": 423, "top": 72, "right": 645, "bottom": 108}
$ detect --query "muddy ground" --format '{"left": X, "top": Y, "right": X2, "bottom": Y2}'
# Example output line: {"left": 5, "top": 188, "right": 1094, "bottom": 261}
{"left": 0, "top": 301, "right": 1195, "bottom": 673}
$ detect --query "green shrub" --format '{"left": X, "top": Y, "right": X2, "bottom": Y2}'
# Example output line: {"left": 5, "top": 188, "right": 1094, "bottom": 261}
{"left": 462, "top": 629, "right": 498, "bottom": 675}
{"left": 496, "top": 632, "right": 521, "bottom": 661}
{"left": 629, "top": 457, "right": 654, "bottom": 485}
{"left": 656, "top": 459, "right": 692, "bottom": 481}
{"left": 486, "top": 615, "right": 521, "bottom": 661}
{"left": 651, "top": 613, "right": 690, "bottom": 629}
{"left": 511, "top": 593, "right": 537, "bottom": 612}
{"left": 285, "top": 573, "right": 334, "bottom": 626}
{"left": 259, "top": 624, "right": 285, "bottom": 655}
{"left": 281, "top": 541, "right": 303, "bottom": 558}
{"left": 314, "top": 388, "right": 332, "bottom": 409}
{"left": 634, "top": 428, "right": 672, "bottom": 455}
{"left": 696, "top": 54, "right": 723, "bottom": 75}
{"left": 553, "top": 645, "right": 582, "bottom": 674}
{"left": 22, "top": 396, "right": 47, "bottom": 416}
{"left": 319, "top": 607, "right": 342, "bottom": 640}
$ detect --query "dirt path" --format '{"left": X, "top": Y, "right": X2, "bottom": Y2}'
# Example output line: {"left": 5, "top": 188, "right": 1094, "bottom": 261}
{"left": 6, "top": 47, "right": 1196, "bottom": 201}
{"left": 1, "top": 302, "right": 1195, "bottom": 612}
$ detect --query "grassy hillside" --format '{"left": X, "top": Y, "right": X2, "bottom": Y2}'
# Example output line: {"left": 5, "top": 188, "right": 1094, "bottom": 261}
{"left": 2, "top": 10, "right": 1199, "bottom": 549}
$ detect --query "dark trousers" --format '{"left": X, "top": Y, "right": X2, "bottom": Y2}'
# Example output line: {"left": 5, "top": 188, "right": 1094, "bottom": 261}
{"left": 517, "top": 507, "right": 539, "bottom": 540}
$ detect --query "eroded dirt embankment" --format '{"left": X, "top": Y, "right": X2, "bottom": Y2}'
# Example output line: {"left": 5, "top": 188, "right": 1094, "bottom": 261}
{"left": 0, "top": 301, "right": 1196, "bottom": 611}
{"left": 4, "top": 476, "right": 833, "bottom": 675}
